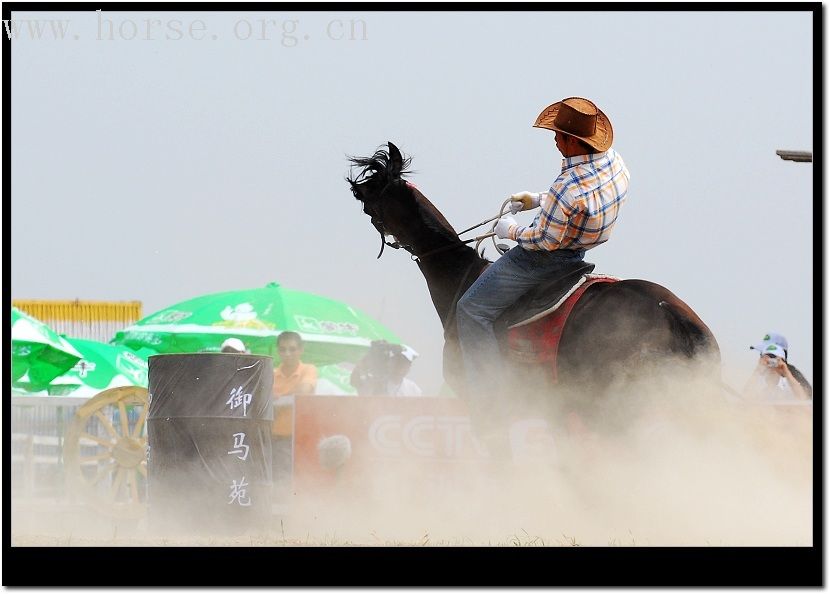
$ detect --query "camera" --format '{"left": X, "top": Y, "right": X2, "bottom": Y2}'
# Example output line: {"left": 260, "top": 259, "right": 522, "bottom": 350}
{"left": 764, "top": 354, "right": 780, "bottom": 368}
{"left": 351, "top": 340, "right": 404, "bottom": 396}
{"left": 368, "top": 340, "right": 402, "bottom": 361}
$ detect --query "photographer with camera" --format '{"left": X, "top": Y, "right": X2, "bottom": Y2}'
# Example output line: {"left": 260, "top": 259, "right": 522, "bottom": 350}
{"left": 350, "top": 340, "right": 423, "bottom": 397}
{"left": 742, "top": 332, "right": 811, "bottom": 402}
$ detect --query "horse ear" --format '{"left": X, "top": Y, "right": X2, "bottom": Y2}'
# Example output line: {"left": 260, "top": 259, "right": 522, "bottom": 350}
{"left": 388, "top": 141, "right": 403, "bottom": 175}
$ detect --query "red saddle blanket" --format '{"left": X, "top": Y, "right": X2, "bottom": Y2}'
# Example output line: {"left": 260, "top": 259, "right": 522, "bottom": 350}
{"left": 506, "top": 275, "right": 619, "bottom": 382}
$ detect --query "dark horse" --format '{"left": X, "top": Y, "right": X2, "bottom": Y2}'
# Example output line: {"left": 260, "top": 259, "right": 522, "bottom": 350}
{"left": 348, "top": 142, "right": 721, "bottom": 435}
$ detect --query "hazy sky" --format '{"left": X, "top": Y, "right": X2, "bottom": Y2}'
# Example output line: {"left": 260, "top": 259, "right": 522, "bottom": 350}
{"left": 10, "top": 9, "right": 815, "bottom": 394}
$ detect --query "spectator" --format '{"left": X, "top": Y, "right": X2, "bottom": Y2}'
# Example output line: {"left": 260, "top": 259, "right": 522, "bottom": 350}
{"left": 388, "top": 345, "right": 423, "bottom": 397}
{"left": 220, "top": 337, "right": 250, "bottom": 354}
{"left": 271, "top": 331, "right": 318, "bottom": 500}
{"left": 350, "top": 340, "right": 423, "bottom": 397}
{"left": 272, "top": 331, "right": 317, "bottom": 398}
{"left": 272, "top": 331, "right": 318, "bottom": 435}
{"left": 743, "top": 332, "right": 812, "bottom": 402}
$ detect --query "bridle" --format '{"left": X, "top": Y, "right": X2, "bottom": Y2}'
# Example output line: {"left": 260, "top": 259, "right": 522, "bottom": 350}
{"left": 371, "top": 191, "right": 478, "bottom": 262}
{"left": 361, "top": 177, "right": 409, "bottom": 260}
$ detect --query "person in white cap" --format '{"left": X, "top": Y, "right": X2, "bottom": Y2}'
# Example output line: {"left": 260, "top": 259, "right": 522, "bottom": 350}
{"left": 350, "top": 340, "right": 422, "bottom": 397}
{"left": 387, "top": 345, "right": 423, "bottom": 397}
{"left": 743, "top": 332, "right": 811, "bottom": 402}
{"left": 750, "top": 331, "right": 789, "bottom": 359}
{"left": 220, "top": 337, "right": 249, "bottom": 354}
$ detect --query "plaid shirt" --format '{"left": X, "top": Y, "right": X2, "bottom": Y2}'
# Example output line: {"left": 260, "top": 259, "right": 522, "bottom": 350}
{"left": 510, "top": 148, "right": 630, "bottom": 251}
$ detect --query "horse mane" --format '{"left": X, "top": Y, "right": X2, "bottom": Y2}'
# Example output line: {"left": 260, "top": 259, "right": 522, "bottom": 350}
{"left": 347, "top": 146, "right": 412, "bottom": 187}
{"left": 407, "top": 185, "right": 461, "bottom": 240}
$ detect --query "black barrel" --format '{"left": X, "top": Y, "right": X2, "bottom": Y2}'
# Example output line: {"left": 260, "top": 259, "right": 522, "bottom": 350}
{"left": 147, "top": 353, "right": 274, "bottom": 535}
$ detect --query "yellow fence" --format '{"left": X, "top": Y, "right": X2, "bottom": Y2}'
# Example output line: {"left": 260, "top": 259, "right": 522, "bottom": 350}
{"left": 13, "top": 300, "right": 142, "bottom": 343}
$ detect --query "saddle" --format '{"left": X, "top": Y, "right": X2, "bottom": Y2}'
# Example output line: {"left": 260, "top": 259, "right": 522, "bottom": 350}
{"left": 498, "top": 260, "right": 597, "bottom": 328}
{"left": 494, "top": 261, "right": 620, "bottom": 383}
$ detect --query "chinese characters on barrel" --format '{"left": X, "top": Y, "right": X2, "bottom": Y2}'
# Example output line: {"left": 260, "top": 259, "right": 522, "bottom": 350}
{"left": 226, "top": 385, "right": 253, "bottom": 416}
{"left": 226, "top": 386, "right": 254, "bottom": 505}
{"left": 228, "top": 477, "right": 252, "bottom": 506}
{"left": 228, "top": 432, "right": 250, "bottom": 461}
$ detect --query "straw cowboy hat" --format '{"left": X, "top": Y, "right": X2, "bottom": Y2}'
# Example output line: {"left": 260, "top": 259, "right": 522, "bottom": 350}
{"left": 533, "top": 97, "right": 614, "bottom": 152}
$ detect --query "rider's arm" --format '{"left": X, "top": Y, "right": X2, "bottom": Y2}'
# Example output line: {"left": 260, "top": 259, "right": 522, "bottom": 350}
{"left": 508, "top": 182, "right": 579, "bottom": 251}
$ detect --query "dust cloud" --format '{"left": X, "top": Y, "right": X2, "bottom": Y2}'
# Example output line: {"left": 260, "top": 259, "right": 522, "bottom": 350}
{"left": 282, "top": 362, "right": 811, "bottom": 547}
{"left": 11, "top": 362, "right": 812, "bottom": 547}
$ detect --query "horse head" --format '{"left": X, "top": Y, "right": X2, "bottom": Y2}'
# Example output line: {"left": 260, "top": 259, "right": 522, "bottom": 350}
{"left": 347, "top": 141, "right": 459, "bottom": 259}
{"left": 347, "top": 142, "right": 414, "bottom": 257}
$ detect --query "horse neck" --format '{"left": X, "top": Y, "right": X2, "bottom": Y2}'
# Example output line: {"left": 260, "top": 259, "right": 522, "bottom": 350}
{"left": 415, "top": 247, "right": 487, "bottom": 336}
{"left": 397, "top": 185, "right": 488, "bottom": 335}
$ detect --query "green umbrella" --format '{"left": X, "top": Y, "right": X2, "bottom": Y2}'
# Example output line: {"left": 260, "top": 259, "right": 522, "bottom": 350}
{"left": 11, "top": 307, "right": 83, "bottom": 392}
{"left": 111, "top": 282, "right": 411, "bottom": 366}
{"left": 45, "top": 337, "right": 149, "bottom": 398}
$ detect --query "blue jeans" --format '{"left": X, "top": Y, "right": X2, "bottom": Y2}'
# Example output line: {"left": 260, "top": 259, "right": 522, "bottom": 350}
{"left": 456, "top": 246, "right": 586, "bottom": 441}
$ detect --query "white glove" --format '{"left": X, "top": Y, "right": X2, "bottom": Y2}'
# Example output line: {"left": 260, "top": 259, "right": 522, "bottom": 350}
{"left": 508, "top": 191, "right": 541, "bottom": 214}
{"left": 494, "top": 215, "right": 517, "bottom": 239}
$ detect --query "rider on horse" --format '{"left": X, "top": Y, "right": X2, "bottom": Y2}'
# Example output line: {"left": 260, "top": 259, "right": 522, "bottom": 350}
{"left": 455, "top": 96, "right": 631, "bottom": 455}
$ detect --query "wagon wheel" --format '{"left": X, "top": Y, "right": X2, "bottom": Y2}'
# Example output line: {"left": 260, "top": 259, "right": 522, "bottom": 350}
{"left": 63, "top": 386, "right": 149, "bottom": 519}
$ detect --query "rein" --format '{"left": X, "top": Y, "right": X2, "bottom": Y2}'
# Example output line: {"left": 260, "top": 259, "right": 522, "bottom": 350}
{"left": 382, "top": 231, "right": 496, "bottom": 262}
{"left": 366, "top": 178, "right": 505, "bottom": 261}
{"left": 370, "top": 179, "right": 400, "bottom": 259}
{"left": 368, "top": 178, "right": 475, "bottom": 261}
{"left": 413, "top": 234, "right": 496, "bottom": 261}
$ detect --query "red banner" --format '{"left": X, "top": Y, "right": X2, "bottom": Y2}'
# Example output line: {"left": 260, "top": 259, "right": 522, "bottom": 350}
{"left": 290, "top": 396, "right": 493, "bottom": 496}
